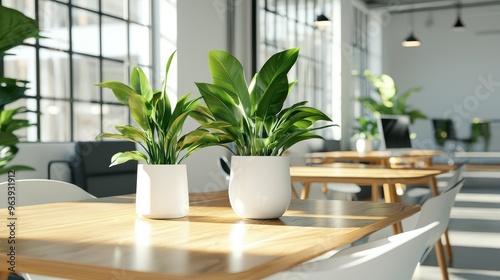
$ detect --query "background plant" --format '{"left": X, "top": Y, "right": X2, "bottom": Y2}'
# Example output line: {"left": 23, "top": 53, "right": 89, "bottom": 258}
{"left": 95, "top": 51, "right": 219, "bottom": 166}
{"left": 190, "top": 48, "right": 336, "bottom": 156}
{"left": 0, "top": 5, "right": 40, "bottom": 175}
{"left": 353, "top": 116, "right": 378, "bottom": 140}
{"left": 358, "top": 69, "right": 427, "bottom": 123}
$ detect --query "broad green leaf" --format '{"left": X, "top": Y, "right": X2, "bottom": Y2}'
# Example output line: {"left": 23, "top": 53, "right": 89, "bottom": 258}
{"left": 254, "top": 73, "right": 289, "bottom": 121}
{"left": 0, "top": 6, "right": 41, "bottom": 53}
{"left": 110, "top": 151, "right": 148, "bottom": 166}
{"left": 129, "top": 94, "right": 151, "bottom": 131}
{"left": 95, "top": 132, "right": 141, "bottom": 143}
{"left": 195, "top": 82, "right": 241, "bottom": 126}
{"left": 207, "top": 50, "right": 250, "bottom": 114}
{"left": 115, "top": 125, "right": 148, "bottom": 142}
{"left": 251, "top": 48, "right": 299, "bottom": 105}
{"left": 0, "top": 77, "right": 29, "bottom": 108}
{"left": 96, "top": 81, "right": 137, "bottom": 105}
{"left": 0, "top": 131, "right": 18, "bottom": 145}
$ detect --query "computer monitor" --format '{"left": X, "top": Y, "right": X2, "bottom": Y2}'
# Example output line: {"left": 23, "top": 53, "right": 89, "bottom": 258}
{"left": 377, "top": 115, "right": 413, "bottom": 151}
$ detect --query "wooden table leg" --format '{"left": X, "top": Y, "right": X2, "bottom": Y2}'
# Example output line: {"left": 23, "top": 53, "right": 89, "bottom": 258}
{"left": 429, "top": 177, "right": 453, "bottom": 261}
{"left": 383, "top": 183, "right": 403, "bottom": 234}
{"left": 429, "top": 177, "right": 439, "bottom": 196}
{"left": 371, "top": 184, "right": 380, "bottom": 202}
{"left": 300, "top": 182, "right": 311, "bottom": 199}
{"left": 291, "top": 184, "right": 299, "bottom": 199}
{"left": 0, "top": 272, "right": 10, "bottom": 280}
{"left": 435, "top": 239, "right": 450, "bottom": 280}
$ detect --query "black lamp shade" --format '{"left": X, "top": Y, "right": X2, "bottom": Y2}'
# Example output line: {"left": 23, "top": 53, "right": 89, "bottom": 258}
{"left": 402, "top": 32, "right": 422, "bottom": 47}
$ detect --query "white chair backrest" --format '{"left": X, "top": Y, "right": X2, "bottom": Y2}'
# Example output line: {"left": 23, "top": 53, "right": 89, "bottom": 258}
{"left": 414, "top": 179, "right": 464, "bottom": 247}
{"left": 0, "top": 179, "right": 95, "bottom": 208}
{"left": 265, "top": 222, "right": 439, "bottom": 280}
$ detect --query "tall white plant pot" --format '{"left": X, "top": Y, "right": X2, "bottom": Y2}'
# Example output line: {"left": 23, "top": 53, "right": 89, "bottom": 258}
{"left": 136, "top": 164, "right": 189, "bottom": 219}
{"left": 229, "top": 156, "right": 291, "bottom": 219}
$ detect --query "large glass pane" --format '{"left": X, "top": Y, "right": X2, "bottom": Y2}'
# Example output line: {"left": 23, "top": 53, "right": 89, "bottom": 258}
{"left": 39, "top": 0, "right": 70, "bottom": 50}
{"left": 3, "top": 46, "right": 37, "bottom": 97}
{"left": 102, "top": 104, "right": 130, "bottom": 133}
{"left": 2, "top": 0, "right": 36, "bottom": 18}
{"left": 73, "top": 102, "right": 101, "bottom": 140}
{"left": 102, "top": 60, "right": 127, "bottom": 103}
{"left": 102, "top": 16, "right": 127, "bottom": 60}
{"left": 130, "top": 0, "right": 151, "bottom": 25}
{"left": 72, "top": 8, "right": 100, "bottom": 56}
{"left": 40, "top": 49, "right": 70, "bottom": 99}
{"left": 40, "top": 100, "right": 70, "bottom": 141}
{"left": 102, "top": 0, "right": 127, "bottom": 19}
{"left": 72, "top": 0, "right": 99, "bottom": 10}
{"left": 130, "top": 24, "right": 151, "bottom": 65}
{"left": 72, "top": 55, "right": 100, "bottom": 101}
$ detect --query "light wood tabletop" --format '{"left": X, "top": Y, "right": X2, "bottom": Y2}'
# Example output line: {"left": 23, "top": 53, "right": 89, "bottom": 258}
{"left": 290, "top": 165, "right": 445, "bottom": 201}
{"left": 0, "top": 191, "right": 420, "bottom": 280}
{"left": 306, "top": 150, "right": 443, "bottom": 166}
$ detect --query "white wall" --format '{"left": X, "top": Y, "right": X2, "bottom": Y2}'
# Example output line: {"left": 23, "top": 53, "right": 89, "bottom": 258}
{"left": 177, "top": 0, "right": 231, "bottom": 192}
{"left": 381, "top": 5, "right": 500, "bottom": 151}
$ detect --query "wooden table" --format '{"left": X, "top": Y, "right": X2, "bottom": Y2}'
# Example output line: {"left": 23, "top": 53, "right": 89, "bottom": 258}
{"left": 306, "top": 150, "right": 443, "bottom": 166}
{"left": 290, "top": 166, "right": 445, "bottom": 202}
{"left": 0, "top": 192, "right": 420, "bottom": 280}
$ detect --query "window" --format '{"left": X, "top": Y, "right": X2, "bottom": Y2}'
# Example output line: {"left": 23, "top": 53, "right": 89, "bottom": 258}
{"left": 258, "top": 0, "right": 335, "bottom": 139}
{"left": 1, "top": 0, "right": 174, "bottom": 142}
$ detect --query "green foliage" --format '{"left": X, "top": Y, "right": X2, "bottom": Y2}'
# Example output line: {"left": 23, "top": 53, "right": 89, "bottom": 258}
{"left": 191, "top": 48, "right": 336, "bottom": 156}
{"left": 353, "top": 116, "right": 378, "bottom": 139}
{"left": 470, "top": 119, "right": 491, "bottom": 151}
{"left": 96, "top": 51, "right": 217, "bottom": 165}
{"left": 0, "top": 5, "right": 39, "bottom": 175}
{"left": 357, "top": 70, "right": 427, "bottom": 123}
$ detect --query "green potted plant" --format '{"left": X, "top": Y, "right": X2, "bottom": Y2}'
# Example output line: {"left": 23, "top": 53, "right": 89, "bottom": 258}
{"left": 357, "top": 70, "right": 427, "bottom": 123}
{"left": 352, "top": 116, "right": 378, "bottom": 153}
{"left": 0, "top": 5, "right": 40, "bottom": 175}
{"left": 191, "top": 48, "right": 336, "bottom": 219}
{"left": 95, "top": 51, "right": 214, "bottom": 219}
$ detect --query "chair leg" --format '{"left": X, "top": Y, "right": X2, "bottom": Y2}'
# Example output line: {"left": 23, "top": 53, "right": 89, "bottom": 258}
{"left": 444, "top": 229, "right": 453, "bottom": 263}
{"left": 435, "top": 239, "right": 450, "bottom": 280}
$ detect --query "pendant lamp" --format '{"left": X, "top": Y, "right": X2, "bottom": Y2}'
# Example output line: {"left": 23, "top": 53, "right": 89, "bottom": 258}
{"left": 402, "top": 1, "right": 421, "bottom": 47}
{"left": 453, "top": 1, "right": 465, "bottom": 31}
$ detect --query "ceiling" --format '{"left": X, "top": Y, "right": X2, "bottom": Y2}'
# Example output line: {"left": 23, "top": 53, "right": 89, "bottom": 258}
{"left": 361, "top": 0, "right": 500, "bottom": 13}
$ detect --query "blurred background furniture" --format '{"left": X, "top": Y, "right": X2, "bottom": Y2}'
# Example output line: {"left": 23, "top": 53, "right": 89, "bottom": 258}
{"left": 69, "top": 141, "right": 137, "bottom": 197}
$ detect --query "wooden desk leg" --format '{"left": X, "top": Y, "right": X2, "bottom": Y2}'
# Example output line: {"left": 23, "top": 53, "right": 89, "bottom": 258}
{"left": 0, "top": 272, "right": 10, "bottom": 280}
{"left": 384, "top": 183, "right": 403, "bottom": 234}
{"left": 300, "top": 183, "right": 311, "bottom": 200}
{"left": 371, "top": 184, "right": 380, "bottom": 202}
{"left": 291, "top": 183, "right": 299, "bottom": 199}
{"left": 429, "top": 177, "right": 439, "bottom": 196}
{"left": 435, "top": 239, "right": 450, "bottom": 280}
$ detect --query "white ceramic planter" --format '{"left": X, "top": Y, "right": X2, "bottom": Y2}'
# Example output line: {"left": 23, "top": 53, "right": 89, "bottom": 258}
{"left": 229, "top": 156, "right": 291, "bottom": 219}
{"left": 136, "top": 164, "right": 189, "bottom": 219}
{"left": 355, "top": 138, "right": 373, "bottom": 153}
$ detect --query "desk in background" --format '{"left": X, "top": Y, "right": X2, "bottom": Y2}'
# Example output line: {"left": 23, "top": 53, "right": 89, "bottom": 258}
{"left": 0, "top": 192, "right": 420, "bottom": 280}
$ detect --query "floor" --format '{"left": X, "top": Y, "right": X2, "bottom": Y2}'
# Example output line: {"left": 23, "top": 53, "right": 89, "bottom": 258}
{"left": 412, "top": 177, "right": 500, "bottom": 280}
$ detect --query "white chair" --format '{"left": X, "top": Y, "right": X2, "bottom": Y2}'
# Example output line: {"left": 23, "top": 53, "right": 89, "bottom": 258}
{"left": 265, "top": 222, "right": 439, "bottom": 280}
{"left": 368, "top": 179, "right": 465, "bottom": 280}
{"left": 0, "top": 179, "right": 96, "bottom": 208}
{"left": 0, "top": 179, "right": 96, "bottom": 280}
